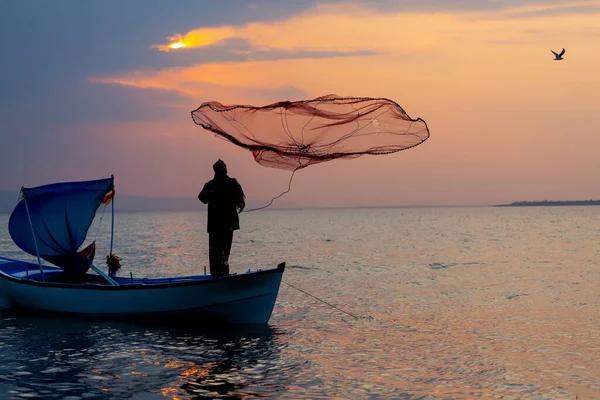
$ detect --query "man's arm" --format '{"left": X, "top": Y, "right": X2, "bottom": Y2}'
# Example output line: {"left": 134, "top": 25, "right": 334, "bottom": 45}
{"left": 198, "top": 182, "right": 213, "bottom": 204}
{"left": 236, "top": 180, "right": 245, "bottom": 212}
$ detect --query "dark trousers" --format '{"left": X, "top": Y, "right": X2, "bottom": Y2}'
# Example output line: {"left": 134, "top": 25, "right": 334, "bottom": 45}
{"left": 209, "top": 229, "right": 233, "bottom": 277}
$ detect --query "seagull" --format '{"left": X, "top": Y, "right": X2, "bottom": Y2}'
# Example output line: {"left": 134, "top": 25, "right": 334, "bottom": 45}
{"left": 551, "top": 48, "right": 565, "bottom": 60}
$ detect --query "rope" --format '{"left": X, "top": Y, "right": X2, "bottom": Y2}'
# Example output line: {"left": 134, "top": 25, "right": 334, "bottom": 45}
{"left": 283, "top": 280, "right": 360, "bottom": 320}
{"left": 243, "top": 169, "right": 297, "bottom": 212}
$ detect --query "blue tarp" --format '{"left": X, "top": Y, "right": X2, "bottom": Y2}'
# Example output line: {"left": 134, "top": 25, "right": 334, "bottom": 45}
{"left": 8, "top": 177, "right": 114, "bottom": 274}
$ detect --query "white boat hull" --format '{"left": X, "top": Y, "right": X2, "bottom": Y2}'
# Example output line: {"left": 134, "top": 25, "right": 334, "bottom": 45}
{"left": 0, "top": 259, "right": 285, "bottom": 324}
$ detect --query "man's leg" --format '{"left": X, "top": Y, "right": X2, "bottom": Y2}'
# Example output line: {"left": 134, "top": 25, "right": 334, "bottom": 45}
{"left": 208, "top": 231, "right": 225, "bottom": 277}
{"left": 221, "top": 229, "right": 234, "bottom": 276}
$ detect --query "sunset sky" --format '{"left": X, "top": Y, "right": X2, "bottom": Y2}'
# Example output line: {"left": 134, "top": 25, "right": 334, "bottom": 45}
{"left": 1, "top": 0, "right": 599, "bottom": 207}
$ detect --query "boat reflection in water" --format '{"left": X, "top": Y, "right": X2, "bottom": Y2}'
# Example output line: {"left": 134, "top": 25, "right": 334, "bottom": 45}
{"left": 0, "top": 310, "right": 293, "bottom": 399}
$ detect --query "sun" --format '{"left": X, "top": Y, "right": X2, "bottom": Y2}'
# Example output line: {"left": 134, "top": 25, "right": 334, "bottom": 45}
{"left": 168, "top": 41, "right": 186, "bottom": 50}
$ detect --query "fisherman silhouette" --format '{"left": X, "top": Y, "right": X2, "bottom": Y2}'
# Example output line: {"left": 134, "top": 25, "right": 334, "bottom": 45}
{"left": 198, "top": 160, "right": 245, "bottom": 277}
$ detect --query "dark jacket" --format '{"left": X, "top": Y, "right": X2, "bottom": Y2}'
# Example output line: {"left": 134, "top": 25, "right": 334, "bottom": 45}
{"left": 198, "top": 176, "right": 245, "bottom": 233}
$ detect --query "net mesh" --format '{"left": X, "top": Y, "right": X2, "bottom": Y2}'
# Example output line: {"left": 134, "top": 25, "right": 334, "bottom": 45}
{"left": 191, "top": 95, "right": 430, "bottom": 171}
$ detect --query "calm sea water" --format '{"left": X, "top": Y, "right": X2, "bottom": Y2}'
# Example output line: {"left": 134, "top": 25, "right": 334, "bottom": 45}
{"left": 0, "top": 207, "right": 598, "bottom": 399}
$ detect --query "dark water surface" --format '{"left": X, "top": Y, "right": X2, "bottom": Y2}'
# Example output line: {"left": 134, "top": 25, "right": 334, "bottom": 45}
{"left": 1, "top": 207, "right": 599, "bottom": 399}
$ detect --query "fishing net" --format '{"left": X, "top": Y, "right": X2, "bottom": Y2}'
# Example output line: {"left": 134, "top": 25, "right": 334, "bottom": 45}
{"left": 191, "top": 95, "right": 430, "bottom": 171}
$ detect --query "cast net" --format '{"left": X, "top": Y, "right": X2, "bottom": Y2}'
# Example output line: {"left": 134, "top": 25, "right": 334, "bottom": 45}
{"left": 191, "top": 95, "right": 430, "bottom": 171}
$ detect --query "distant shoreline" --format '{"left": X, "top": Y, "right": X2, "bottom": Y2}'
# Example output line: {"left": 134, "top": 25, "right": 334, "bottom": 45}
{"left": 497, "top": 200, "right": 600, "bottom": 207}
{"left": 3, "top": 193, "right": 600, "bottom": 212}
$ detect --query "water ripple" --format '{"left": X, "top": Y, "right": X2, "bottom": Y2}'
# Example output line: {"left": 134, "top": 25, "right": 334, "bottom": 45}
{"left": 0, "top": 207, "right": 599, "bottom": 398}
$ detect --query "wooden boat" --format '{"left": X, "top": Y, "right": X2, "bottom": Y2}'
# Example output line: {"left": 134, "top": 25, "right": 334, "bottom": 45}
{"left": 0, "top": 176, "right": 284, "bottom": 324}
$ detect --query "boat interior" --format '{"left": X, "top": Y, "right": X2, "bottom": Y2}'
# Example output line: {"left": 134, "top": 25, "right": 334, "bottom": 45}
{"left": 0, "top": 257, "right": 213, "bottom": 285}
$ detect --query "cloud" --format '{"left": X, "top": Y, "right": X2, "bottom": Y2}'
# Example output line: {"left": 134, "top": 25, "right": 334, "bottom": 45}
{"left": 0, "top": 0, "right": 325, "bottom": 105}
{"left": 151, "top": 1, "right": 600, "bottom": 54}
{"left": 94, "top": 0, "right": 600, "bottom": 105}
{"left": 462, "top": 2, "right": 600, "bottom": 20}
{"left": 336, "top": 0, "right": 598, "bottom": 14}
{"left": 154, "top": 28, "right": 238, "bottom": 52}
{"left": 152, "top": 5, "right": 448, "bottom": 54}
{"left": 151, "top": 1, "right": 600, "bottom": 67}
{"left": 2, "top": 0, "right": 600, "bottom": 205}
{"left": 90, "top": 72, "right": 309, "bottom": 107}
{"left": 0, "top": 80, "right": 191, "bottom": 129}
{"left": 0, "top": 81, "right": 193, "bottom": 190}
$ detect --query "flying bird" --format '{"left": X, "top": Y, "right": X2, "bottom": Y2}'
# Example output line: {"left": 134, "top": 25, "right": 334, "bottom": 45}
{"left": 551, "top": 48, "right": 565, "bottom": 60}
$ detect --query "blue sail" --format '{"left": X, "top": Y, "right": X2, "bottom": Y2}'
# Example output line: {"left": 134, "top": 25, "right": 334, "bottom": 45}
{"left": 8, "top": 177, "right": 114, "bottom": 275}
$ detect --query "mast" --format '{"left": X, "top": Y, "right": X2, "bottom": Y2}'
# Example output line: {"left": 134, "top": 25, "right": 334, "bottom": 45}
{"left": 22, "top": 190, "right": 45, "bottom": 282}
{"left": 101, "top": 174, "right": 118, "bottom": 286}
{"left": 110, "top": 174, "right": 115, "bottom": 256}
